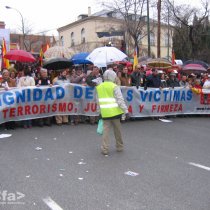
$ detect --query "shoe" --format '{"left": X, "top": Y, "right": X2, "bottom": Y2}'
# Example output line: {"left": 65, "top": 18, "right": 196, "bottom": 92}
{"left": 23, "top": 125, "right": 27, "bottom": 129}
{"left": 56, "top": 123, "right": 62, "bottom": 126}
{"left": 101, "top": 150, "right": 109, "bottom": 155}
{"left": 101, "top": 147, "right": 109, "bottom": 155}
{"left": 116, "top": 148, "right": 123, "bottom": 152}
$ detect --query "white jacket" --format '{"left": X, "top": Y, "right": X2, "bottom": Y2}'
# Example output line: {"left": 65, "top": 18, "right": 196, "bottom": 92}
{"left": 18, "top": 76, "right": 35, "bottom": 87}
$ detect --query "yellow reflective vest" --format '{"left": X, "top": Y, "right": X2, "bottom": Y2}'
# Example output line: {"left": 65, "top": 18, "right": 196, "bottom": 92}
{"left": 96, "top": 81, "right": 124, "bottom": 118}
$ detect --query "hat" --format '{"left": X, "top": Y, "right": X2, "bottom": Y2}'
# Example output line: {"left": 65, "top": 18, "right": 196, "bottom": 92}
{"left": 157, "top": 70, "right": 163, "bottom": 74}
{"left": 170, "top": 72, "right": 176, "bottom": 76}
{"left": 208, "top": 74, "right": 210, "bottom": 78}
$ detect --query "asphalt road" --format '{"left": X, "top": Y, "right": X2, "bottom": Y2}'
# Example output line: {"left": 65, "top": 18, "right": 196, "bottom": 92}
{"left": 0, "top": 116, "right": 210, "bottom": 210}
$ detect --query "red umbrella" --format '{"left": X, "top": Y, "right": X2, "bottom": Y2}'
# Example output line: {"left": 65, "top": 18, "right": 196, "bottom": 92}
{"left": 181, "top": 63, "right": 207, "bottom": 74}
{"left": 4, "top": 50, "right": 36, "bottom": 62}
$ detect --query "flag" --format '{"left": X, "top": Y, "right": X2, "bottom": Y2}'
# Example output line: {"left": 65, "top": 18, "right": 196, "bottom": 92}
{"left": 45, "top": 43, "right": 49, "bottom": 52}
{"left": 39, "top": 47, "right": 44, "bottom": 66}
{"left": 39, "top": 44, "right": 49, "bottom": 66}
{"left": 2, "top": 38, "right": 10, "bottom": 69}
{"left": 171, "top": 49, "right": 175, "bottom": 65}
{"left": 133, "top": 46, "right": 138, "bottom": 70}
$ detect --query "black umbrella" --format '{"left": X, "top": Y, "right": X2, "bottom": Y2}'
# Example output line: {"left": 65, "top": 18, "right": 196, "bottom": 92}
{"left": 43, "top": 57, "right": 73, "bottom": 70}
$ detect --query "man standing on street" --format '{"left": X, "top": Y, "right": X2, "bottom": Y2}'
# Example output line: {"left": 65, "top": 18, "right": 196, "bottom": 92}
{"left": 96, "top": 68, "right": 129, "bottom": 155}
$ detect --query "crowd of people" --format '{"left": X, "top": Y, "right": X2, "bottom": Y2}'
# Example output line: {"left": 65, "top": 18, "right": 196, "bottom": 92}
{"left": 0, "top": 62, "right": 210, "bottom": 130}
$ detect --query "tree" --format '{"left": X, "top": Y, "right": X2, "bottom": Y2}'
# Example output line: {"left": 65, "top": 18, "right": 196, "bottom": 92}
{"left": 166, "top": 0, "right": 209, "bottom": 61}
{"left": 101, "top": 0, "right": 148, "bottom": 57}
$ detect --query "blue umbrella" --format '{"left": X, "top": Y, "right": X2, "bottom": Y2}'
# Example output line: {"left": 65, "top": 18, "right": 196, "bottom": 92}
{"left": 71, "top": 52, "right": 92, "bottom": 64}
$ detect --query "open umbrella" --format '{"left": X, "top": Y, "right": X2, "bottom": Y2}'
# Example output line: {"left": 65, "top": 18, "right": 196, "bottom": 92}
{"left": 115, "top": 60, "right": 132, "bottom": 67}
{"left": 4, "top": 49, "right": 36, "bottom": 62}
{"left": 181, "top": 63, "right": 207, "bottom": 74}
{"left": 183, "top": 60, "right": 209, "bottom": 69}
{"left": 147, "top": 58, "right": 172, "bottom": 69}
{"left": 43, "top": 57, "right": 73, "bottom": 70}
{"left": 71, "top": 52, "right": 92, "bottom": 64}
{"left": 138, "top": 56, "right": 152, "bottom": 65}
{"left": 86, "top": 46, "right": 127, "bottom": 67}
{"left": 44, "top": 46, "right": 73, "bottom": 59}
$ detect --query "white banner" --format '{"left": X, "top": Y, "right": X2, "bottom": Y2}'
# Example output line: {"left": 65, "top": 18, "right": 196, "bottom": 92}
{"left": 0, "top": 84, "right": 210, "bottom": 124}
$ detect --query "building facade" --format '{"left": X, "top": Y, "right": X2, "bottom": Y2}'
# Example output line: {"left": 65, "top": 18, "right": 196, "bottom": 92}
{"left": 57, "top": 10, "right": 173, "bottom": 59}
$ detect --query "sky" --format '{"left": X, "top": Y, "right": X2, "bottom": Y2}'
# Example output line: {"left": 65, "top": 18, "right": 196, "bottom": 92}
{"left": 0, "top": 0, "right": 100, "bottom": 36}
{"left": 0, "top": 0, "right": 204, "bottom": 36}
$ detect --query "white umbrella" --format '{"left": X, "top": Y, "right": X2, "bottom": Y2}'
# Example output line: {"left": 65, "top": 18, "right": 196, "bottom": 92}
{"left": 86, "top": 46, "right": 127, "bottom": 67}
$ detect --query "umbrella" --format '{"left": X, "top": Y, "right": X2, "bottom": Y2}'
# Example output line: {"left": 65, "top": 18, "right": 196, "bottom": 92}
{"left": 71, "top": 52, "right": 92, "bottom": 64}
{"left": 43, "top": 57, "right": 73, "bottom": 70}
{"left": 147, "top": 58, "right": 172, "bottom": 69}
{"left": 181, "top": 63, "right": 207, "bottom": 74}
{"left": 44, "top": 46, "right": 73, "bottom": 59}
{"left": 138, "top": 56, "right": 152, "bottom": 65}
{"left": 4, "top": 50, "right": 36, "bottom": 62}
{"left": 183, "top": 60, "right": 209, "bottom": 69}
{"left": 86, "top": 46, "right": 127, "bottom": 67}
{"left": 115, "top": 60, "right": 132, "bottom": 67}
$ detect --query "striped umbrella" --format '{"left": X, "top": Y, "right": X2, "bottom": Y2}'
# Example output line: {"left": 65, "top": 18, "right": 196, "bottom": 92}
{"left": 147, "top": 58, "right": 172, "bottom": 69}
{"left": 44, "top": 46, "right": 73, "bottom": 59}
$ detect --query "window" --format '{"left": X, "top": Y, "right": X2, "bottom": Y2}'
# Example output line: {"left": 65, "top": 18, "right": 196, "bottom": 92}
{"left": 164, "top": 33, "right": 171, "bottom": 47}
{"left": 137, "top": 33, "right": 143, "bottom": 44}
{"left": 81, "top": 28, "right": 85, "bottom": 43}
{"left": 150, "top": 32, "right": 155, "bottom": 46}
{"left": 60, "top": 36, "right": 64, "bottom": 46}
{"left": 71, "top": 32, "right": 74, "bottom": 47}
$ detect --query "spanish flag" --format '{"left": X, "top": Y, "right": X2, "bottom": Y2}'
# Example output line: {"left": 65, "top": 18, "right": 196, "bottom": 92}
{"left": 39, "top": 44, "right": 49, "bottom": 66}
{"left": 171, "top": 49, "right": 175, "bottom": 65}
{"left": 45, "top": 43, "right": 49, "bottom": 52}
{"left": 2, "top": 38, "right": 10, "bottom": 69}
{"left": 133, "top": 46, "right": 138, "bottom": 70}
{"left": 39, "top": 47, "right": 44, "bottom": 66}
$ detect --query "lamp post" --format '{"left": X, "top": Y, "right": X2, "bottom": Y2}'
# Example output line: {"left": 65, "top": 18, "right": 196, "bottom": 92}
{"left": 157, "top": 0, "right": 161, "bottom": 58}
{"left": 147, "top": 0, "right": 151, "bottom": 57}
{"left": 5, "top": 6, "right": 25, "bottom": 50}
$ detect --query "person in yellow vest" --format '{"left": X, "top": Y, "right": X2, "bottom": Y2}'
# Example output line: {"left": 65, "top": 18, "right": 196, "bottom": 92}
{"left": 96, "top": 69, "right": 129, "bottom": 155}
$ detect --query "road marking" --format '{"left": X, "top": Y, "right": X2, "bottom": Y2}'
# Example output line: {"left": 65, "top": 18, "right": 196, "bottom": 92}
{"left": 43, "top": 197, "right": 63, "bottom": 210}
{"left": 188, "top": 162, "right": 210, "bottom": 171}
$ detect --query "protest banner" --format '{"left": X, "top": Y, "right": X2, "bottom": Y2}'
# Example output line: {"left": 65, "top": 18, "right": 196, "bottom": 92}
{"left": 0, "top": 84, "right": 210, "bottom": 124}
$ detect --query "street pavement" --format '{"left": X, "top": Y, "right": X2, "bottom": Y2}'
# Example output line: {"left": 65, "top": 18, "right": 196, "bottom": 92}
{"left": 0, "top": 116, "right": 210, "bottom": 210}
